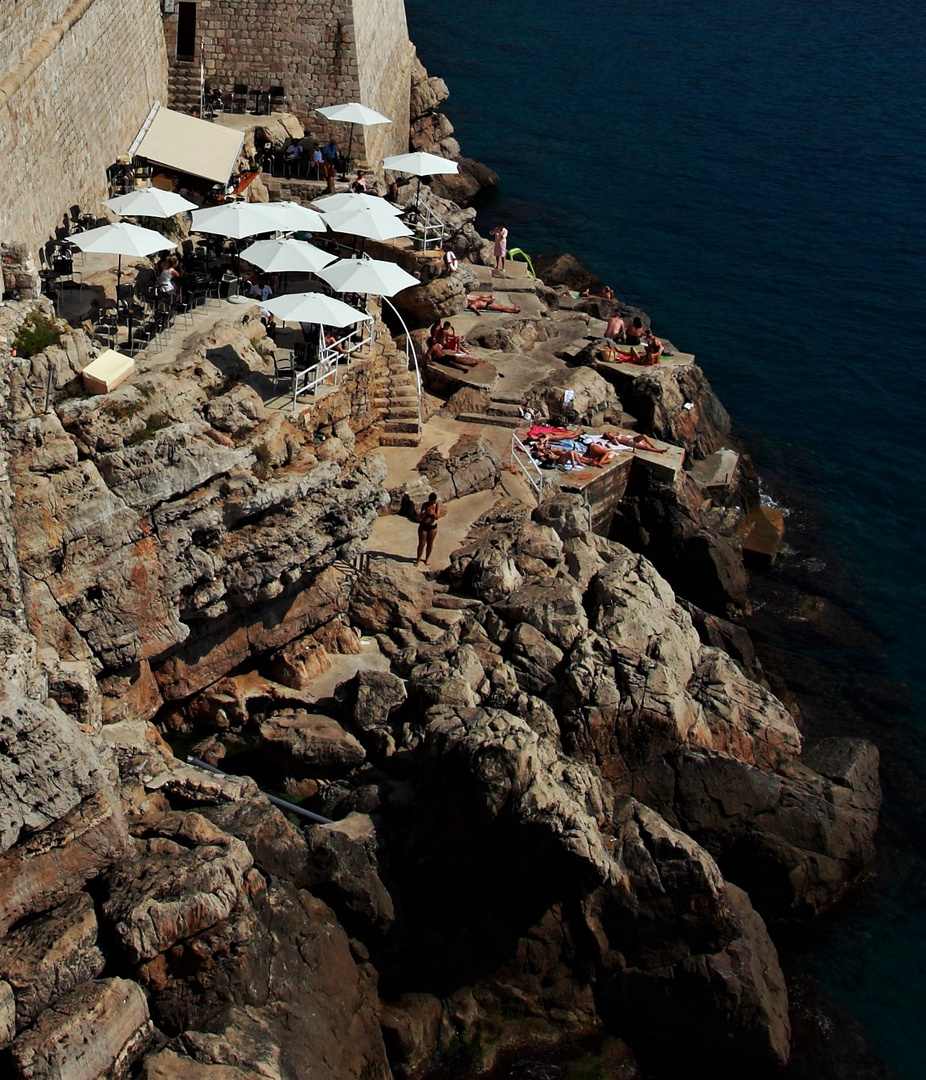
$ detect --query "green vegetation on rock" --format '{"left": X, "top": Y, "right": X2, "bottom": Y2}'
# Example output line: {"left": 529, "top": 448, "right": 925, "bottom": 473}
{"left": 13, "top": 310, "right": 62, "bottom": 358}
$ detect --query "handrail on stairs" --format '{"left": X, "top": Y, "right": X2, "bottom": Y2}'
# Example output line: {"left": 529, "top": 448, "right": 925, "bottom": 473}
{"left": 510, "top": 432, "right": 545, "bottom": 499}
{"left": 382, "top": 294, "right": 423, "bottom": 435}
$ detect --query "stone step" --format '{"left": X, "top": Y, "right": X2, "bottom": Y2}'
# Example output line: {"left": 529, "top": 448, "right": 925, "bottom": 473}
{"left": 487, "top": 402, "right": 523, "bottom": 418}
{"left": 423, "top": 607, "right": 463, "bottom": 632}
{"left": 380, "top": 433, "right": 421, "bottom": 447}
{"left": 374, "top": 393, "right": 418, "bottom": 409}
{"left": 431, "top": 593, "right": 481, "bottom": 611}
{"left": 456, "top": 412, "right": 520, "bottom": 429}
{"left": 385, "top": 407, "right": 419, "bottom": 420}
{"left": 490, "top": 389, "right": 529, "bottom": 407}
{"left": 383, "top": 419, "right": 419, "bottom": 434}
{"left": 414, "top": 620, "right": 446, "bottom": 644}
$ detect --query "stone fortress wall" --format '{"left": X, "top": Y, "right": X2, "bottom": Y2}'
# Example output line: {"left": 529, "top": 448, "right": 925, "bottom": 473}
{"left": 0, "top": 0, "right": 169, "bottom": 261}
{"left": 161, "top": 0, "right": 414, "bottom": 166}
{"left": 1, "top": 0, "right": 416, "bottom": 265}
{"left": 353, "top": 0, "right": 414, "bottom": 167}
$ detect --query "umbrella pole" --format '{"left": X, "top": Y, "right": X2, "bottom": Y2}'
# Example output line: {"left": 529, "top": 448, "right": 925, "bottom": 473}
{"left": 344, "top": 126, "right": 354, "bottom": 179}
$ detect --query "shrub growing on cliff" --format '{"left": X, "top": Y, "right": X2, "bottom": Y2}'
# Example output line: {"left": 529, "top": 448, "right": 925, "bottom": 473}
{"left": 126, "top": 411, "right": 170, "bottom": 445}
{"left": 13, "top": 311, "right": 62, "bottom": 358}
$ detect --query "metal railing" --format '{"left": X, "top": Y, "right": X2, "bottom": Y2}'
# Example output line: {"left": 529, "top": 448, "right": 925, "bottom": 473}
{"left": 406, "top": 200, "right": 447, "bottom": 251}
{"left": 510, "top": 433, "right": 545, "bottom": 500}
{"left": 187, "top": 757, "right": 334, "bottom": 824}
{"left": 382, "top": 295, "right": 422, "bottom": 434}
{"left": 293, "top": 352, "right": 339, "bottom": 409}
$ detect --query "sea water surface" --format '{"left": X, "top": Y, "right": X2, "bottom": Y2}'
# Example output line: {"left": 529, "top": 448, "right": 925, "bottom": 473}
{"left": 405, "top": 0, "right": 926, "bottom": 1074}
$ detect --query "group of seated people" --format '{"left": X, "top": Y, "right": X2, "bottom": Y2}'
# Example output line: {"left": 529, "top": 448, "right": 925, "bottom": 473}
{"left": 524, "top": 425, "right": 667, "bottom": 471}
{"left": 351, "top": 170, "right": 381, "bottom": 196}
{"left": 598, "top": 313, "right": 665, "bottom": 365}
{"left": 424, "top": 296, "right": 526, "bottom": 371}
{"left": 425, "top": 321, "right": 479, "bottom": 370}
{"left": 282, "top": 138, "right": 343, "bottom": 178}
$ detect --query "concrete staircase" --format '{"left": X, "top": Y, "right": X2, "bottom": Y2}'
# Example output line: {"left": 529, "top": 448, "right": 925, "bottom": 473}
{"left": 167, "top": 62, "right": 201, "bottom": 114}
{"left": 373, "top": 338, "right": 421, "bottom": 448}
{"left": 456, "top": 399, "right": 522, "bottom": 429}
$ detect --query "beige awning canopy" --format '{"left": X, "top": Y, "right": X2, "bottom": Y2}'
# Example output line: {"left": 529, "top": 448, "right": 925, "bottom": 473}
{"left": 131, "top": 105, "right": 244, "bottom": 185}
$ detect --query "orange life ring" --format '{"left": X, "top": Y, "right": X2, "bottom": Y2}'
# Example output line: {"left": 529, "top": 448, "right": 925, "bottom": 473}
{"left": 445, "top": 250, "right": 460, "bottom": 273}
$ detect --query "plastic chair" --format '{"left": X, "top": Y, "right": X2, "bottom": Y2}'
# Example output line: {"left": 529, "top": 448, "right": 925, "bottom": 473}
{"left": 173, "top": 295, "right": 195, "bottom": 330}
{"left": 268, "top": 86, "right": 287, "bottom": 113}
{"left": 129, "top": 320, "right": 159, "bottom": 356}
{"left": 154, "top": 298, "right": 176, "bottom": 343}
{"left": 92, "top": 312, "right": 118, "bottom": 349}
{"left": 272, "top": 350, "right": 295, "bottom": 392}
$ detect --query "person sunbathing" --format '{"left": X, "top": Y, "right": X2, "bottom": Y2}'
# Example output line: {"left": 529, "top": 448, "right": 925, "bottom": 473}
{"left": 467, "top": 294, "right": 522, "bottom": 314}
{"left": 643, "top": 338, "right": 663, "bottom": 361}
{"left": 532, "top": 434, "right": 596, "bottom": 469}
{"left": 427, "top": 339, "right": 479, "bottom": 370}
{"left": 602, "top": 431, "right": 668, "bottom": 453}
{"left": 601, "top": 337, "right": 662, "bottom": 366}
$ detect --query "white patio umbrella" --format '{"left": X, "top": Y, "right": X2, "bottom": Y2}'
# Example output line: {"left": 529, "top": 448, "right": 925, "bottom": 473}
{"left": 254, "top": 201, "right": 328, "bottom": 234}
{"left": 311, "top": 192, "right": 403, "bottom": 217}
{"left": 262, "top": 292, "right": 373, "bottom": 328}
{"left": 103, "top": 188, "right": 198, "bottom": 218}
{"left": 69, "top": 221, "right": 176, "bottom": 292}
{"left": 382, "top": 151, "right": 460, "bottom": 212}
{"left": 316, "top": 102, "right": 392, "bottom": 172}
{"left": 190, "top": 202, "right": 281, "bottom": 240}
{"left": 240, "top": 237, "right": 337, "bottom": 275}
{"left": 315, "top": 257, "right": 419, "bottom": 298}
{"left": 321, "top": 206, "right": 413, "bottom": 246}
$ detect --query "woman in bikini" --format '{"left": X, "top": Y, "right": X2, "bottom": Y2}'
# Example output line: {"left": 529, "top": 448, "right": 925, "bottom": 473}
{"left": 415, "top": 492, "right": 442, "bottom": 566}
{"left": 603, "top": 431, "right": 668, "bottom": 453}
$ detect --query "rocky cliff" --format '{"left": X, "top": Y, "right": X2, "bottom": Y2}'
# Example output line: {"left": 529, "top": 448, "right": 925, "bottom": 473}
{"left": 0, "top": 238, "right": 879, "bottom": 1079}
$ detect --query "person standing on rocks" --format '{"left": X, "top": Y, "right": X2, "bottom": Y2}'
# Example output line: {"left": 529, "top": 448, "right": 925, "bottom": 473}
{"left": 491, "top": 222, "right": 508, "bottom": 273}
{"left": 415, "top": 492, "right": 442, "bottom": 567}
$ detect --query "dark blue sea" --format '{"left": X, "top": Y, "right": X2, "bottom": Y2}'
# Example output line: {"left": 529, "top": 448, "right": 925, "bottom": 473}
{"left": 405, "top": 0, "right": 926, "bottom": 1074}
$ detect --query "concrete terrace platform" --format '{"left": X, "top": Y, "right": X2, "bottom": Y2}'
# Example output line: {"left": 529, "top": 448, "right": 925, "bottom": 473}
{"left": 366, "top": 470, "right": 534, "bottom": 576}
{"left": 591, "top": 346, "right": 696, "bottom": 378}
{"left": 469, "top": 260, "right": 537, "bottom": 292}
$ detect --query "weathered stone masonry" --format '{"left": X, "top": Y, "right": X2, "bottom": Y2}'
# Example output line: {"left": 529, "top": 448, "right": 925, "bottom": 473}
{"left": 0, "top": 0, "right": 168, "bottom": 260}
{"left": 1, "top": 0, "right": 415, "bottom": 263}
